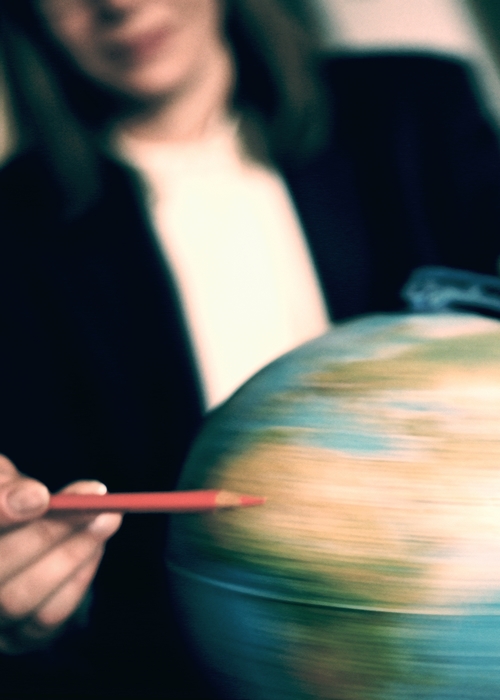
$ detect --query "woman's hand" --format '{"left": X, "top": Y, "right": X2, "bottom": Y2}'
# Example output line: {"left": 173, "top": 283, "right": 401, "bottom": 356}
{"left": 0, "top": 455, "right": 122, "bottom": 654}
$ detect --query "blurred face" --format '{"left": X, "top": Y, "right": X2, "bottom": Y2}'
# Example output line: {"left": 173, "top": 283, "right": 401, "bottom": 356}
{"left": 38, "top": 0, "right": 229, "bottom": 100}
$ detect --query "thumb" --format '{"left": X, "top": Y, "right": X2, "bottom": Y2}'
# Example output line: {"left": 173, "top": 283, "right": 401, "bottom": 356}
{"left": 0, "top": 455, "right": 50, "bottom": 526}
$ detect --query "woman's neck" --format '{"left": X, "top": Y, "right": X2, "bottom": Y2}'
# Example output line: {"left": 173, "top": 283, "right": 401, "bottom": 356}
{"left": 118, "top": 43, "right": 235, "bottom": 143}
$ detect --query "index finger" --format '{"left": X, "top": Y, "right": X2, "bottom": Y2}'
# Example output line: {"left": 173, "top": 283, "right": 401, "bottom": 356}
{"left": 0, "top": 456, "right": 50, "bottom": 527}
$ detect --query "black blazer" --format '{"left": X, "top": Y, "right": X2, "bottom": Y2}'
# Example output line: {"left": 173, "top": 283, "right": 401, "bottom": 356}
{"left": 1, "top": 53, "right": 500, "bottom": 698}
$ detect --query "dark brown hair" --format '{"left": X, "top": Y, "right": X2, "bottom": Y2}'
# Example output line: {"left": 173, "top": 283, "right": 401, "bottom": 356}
{"left": 0, "top": 0, "right": 330, "bottom": 217}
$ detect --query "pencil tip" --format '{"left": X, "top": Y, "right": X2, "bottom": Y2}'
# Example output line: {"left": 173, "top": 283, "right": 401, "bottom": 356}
{"left": 215, "top": 491, "right": 266, "bottom": 508}
{"left": 238, "top": 495, "right": 267, "bottom": 507}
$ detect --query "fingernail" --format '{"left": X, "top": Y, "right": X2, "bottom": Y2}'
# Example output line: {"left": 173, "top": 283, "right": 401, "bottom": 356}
{"left": 88, "top": 513, "right": 121, "bottom": 538}
{"left": 92, "top": 482, "right": 107, "bottom": 495}
{"left": 70, "top": 481, "right": 107, "bottom": 495}
{"left": 6, "top": 483, "right": 49, "bottom": 516}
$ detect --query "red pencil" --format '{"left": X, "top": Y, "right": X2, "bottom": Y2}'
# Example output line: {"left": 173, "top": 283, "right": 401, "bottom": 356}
{"left": 48, "top": 490, "right": 266, "bottom": 513}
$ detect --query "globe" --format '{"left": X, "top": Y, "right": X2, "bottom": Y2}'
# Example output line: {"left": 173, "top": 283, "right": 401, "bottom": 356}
{"left": 167, "top": 312, "right": 500, "bottom": 700}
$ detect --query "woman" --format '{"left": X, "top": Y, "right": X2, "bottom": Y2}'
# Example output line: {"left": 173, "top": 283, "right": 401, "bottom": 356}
{"left": 1, "top": 0, "right": 500, "bottom": 697}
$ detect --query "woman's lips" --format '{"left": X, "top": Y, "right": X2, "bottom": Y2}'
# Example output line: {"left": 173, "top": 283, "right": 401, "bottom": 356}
{"left": 104, "top": 26, "right": 173, "bottom": 65}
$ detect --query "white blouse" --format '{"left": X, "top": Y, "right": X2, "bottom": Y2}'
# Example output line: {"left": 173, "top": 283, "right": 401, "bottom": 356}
{"left": 117, "top": 121, "right": 331, "bottom": 410}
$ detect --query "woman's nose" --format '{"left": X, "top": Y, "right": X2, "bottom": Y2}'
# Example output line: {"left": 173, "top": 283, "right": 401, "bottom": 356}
{"left": 91, "top": 0, "right": 144, "bottom": 24}
{"left": 93, "top": 0, "right": 143, "bottom": 6}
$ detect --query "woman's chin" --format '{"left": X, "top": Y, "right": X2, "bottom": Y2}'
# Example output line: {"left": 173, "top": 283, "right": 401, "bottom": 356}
{"left": 102, "top": 70, "right": 185, "bottom": 102}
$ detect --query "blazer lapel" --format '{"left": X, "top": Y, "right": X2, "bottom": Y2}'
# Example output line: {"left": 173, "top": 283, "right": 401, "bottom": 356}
{"left": 282, "top": 142, "right": 374, "bottom": 321}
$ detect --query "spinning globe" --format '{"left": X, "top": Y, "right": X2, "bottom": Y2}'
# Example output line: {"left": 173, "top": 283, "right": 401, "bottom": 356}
{"left": 167, "top": 312, "right": 500, "bottom": 700}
